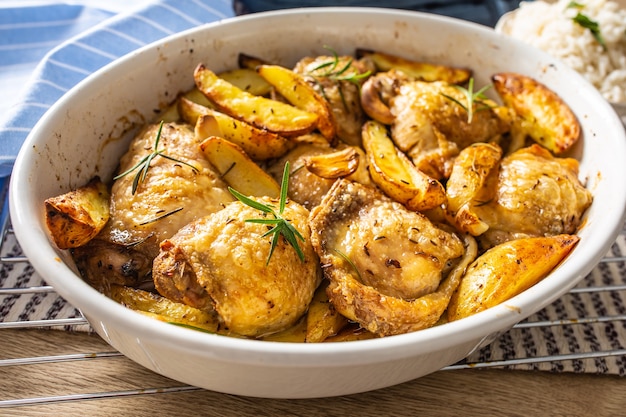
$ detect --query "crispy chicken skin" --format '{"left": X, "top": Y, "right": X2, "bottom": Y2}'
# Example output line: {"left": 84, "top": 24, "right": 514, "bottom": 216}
{"left": 309, "top": 179, "right": 472, "bottom": 336}
{"left": 447, "top": 143, "right": 593, "bottom": 249}
{"left": 153, "top": 197, "right": 321, "bottom": 337}
{"left": 293, "top": 55, "right": 375, "bottom": 146}
{"left": 390, "top": 80, "right": 511, "bottom": 179}
{"left": 73, "top": 122, "right": 233, "bottom": 291}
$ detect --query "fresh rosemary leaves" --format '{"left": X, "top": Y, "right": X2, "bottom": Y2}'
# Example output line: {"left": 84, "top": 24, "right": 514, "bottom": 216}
{"left": 228, "top": 161, "right": 305, "bottom": 265}
{"left": 309, "top": 46, "right": 372, "bottom": 85}
{"left": 441, "top": 78, "right": 494, "bottom": 124}
{"left": 113, "top": 121, "right": 199, "bottom": 194}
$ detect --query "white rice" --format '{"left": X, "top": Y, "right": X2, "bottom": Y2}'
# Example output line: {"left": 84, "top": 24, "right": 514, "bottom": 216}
{"left": 501, "top": 0, "right": 626, "bottom": 104}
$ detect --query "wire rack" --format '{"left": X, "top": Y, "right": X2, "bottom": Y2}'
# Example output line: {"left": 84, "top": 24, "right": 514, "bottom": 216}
{"left": 1, "top": 175, "right": 625, "bottom": 409}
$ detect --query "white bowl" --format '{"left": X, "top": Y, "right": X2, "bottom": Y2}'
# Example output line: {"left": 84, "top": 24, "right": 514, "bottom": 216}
{"left": 10, "top": 8, "right": 626, "bottom": 398}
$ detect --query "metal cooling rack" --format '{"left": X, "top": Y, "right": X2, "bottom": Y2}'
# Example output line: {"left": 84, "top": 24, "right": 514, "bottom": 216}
{"left": 0, "top": 175, "right": 625, "bottom": 408}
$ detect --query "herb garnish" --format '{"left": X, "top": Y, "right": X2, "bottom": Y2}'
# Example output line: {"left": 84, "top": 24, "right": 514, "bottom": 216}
{"left": 138, "top": 207, "right": 184, "bottom": 226}
{"left": 113, "top": 121, "right": 199, "bottom": 194}
{"left": 567, "top": 2, "right": 606, "bottom": 49}
{"left": 441, "top": 78, "right": 494, "bottom": 123}
{"left": 307, "top": 46, "right": 371, "bottom": 108}
{"left": 334, "top": 249, "right": 362, "bottom": 281}
{"left": 228, "top": 161, "right": 305, "bottom": 265}
{"left": 309, "top": 46, "right": 372, "bottom": 84}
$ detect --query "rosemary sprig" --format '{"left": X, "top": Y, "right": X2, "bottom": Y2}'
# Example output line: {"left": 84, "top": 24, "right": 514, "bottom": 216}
{"left": 228, "top": 161, "right": 305, "bottom": 265}
{"left": 309, "top": 46, "right": 372, "bottom": 85}
{"left": 138, "top": 207, "right": 184, "bottom": 226}
{"left": 113, "top": 121, "right": 199, "bottom": 194}
{"left": 441, "top": 78, "right": 494, "bottom": 124}
{"left": 334, "top": 249, "right": 362, "bottom": 281}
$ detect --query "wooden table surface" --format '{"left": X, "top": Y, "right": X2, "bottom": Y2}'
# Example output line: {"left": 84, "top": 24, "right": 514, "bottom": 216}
{"left": 1, "top": 328, "right": 624, "bottom": 416}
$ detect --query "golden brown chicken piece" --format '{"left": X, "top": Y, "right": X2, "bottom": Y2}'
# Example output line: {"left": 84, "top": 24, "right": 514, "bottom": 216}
{"left": 390, "top": 80, "right": 511, "bottom": 179}
{"left": 73, "top": 122, "right": 233, "bottom": 292}
{"left": 153, "top": 197, "right": 321, "bottom": 338}
{"left": 310, "top": 179, "right": 474, "bottom": 336}
{"left": 447, "top": 143, "right": 593, "bottom": 249}
{"left": 293, "top": 55, "right": 375, "bottom": 146}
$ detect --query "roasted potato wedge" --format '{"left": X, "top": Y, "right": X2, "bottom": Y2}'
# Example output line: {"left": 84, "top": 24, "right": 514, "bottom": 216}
{"left": 262, "top": 317, "right": 307, "bottom": 342}
{"left": 356, "top": 48, "right": 471, "bottom": 84}
{"left": 257, "top": 64, "right": 337, "bottom": 142}
{"left": 219, "top": 67, "right": 272, "bottom": 96}
{"left": 238, "top": 52, "right": 271, "bottom": 70}
{"left": 362, "top": 120, "right": 446, "bottom": 212}
{"left": 194, "top": 64, "right": 319, "bottom": 137}
{"left": 195, "top": 112, "right": 293, "bottom": 161}
{"left": 44, "top": 177, "right": 110, "bottom": 249}
{"left": 110, "top": 285, "right": 219, "bottom": 332}
{"left": 303, "top": 147, "right": 360, "bottom": 179}
{"left": 178, "top": 96, "right": 212, "bottom": 126}
{"left": 305, "top": 282, "right": 349, "bottom": 343}
{"left": 160, "top": 87, "right": 215, "bottom": 123}
{"left": 199, "top": 136, "right": 280, "bottom": 198}
{"left": 447, "top": 234, "right": 580, "bottom": 321}
{"left": 492, "top": 72, "right": 580, "bottom": 154}
{"left": 180, "top": 97, "right": 293, "bottom": 160}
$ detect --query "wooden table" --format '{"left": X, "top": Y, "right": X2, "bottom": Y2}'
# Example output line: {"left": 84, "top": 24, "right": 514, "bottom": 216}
{"left": 1, "top": 328, "right": 624, "bottom": 416}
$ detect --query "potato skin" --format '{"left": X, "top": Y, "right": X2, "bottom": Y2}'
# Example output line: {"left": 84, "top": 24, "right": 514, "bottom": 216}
{"left": 356, "top": 48, "right": 472, "bottom": 84}
{"left": 44, "top": 177, "right": 110, "bottom": 249}
{"left": 492, "top": 72, "right": 580, "bottom": 154}
{"left": 362, "top": 120, "right": 446, "bottom": 212}
{"left": 447, "top": 234, "right": 580, "bottom": 321}
{"left": 194, "top": 64, "right": 319, "bottom": 137}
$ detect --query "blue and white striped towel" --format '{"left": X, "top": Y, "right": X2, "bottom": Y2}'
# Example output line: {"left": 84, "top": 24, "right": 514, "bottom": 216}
{"left": 0, "top": 0, "right": 234, "bottom": 177}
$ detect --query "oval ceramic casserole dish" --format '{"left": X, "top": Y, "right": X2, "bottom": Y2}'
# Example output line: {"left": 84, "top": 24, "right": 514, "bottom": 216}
{"left": 9, "top": 8, "right": 626, "bottom": 398}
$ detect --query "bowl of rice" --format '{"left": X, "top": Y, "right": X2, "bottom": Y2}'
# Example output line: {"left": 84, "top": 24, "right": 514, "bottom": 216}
{"left": 496, "top": 0, "right": 626, "bottom": 122}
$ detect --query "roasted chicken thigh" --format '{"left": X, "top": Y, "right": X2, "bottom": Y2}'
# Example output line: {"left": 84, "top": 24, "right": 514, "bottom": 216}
{"left": 447, "top": 143, "right": 593, "bottom": 248}
{"left": 310, "top": 179, "right": 474, "bottom": 336}
{"left": 73, "top": 122, "right": 233, "bottom": 292}
{"left": 153, "top": 197, "right": 321, "bottom": 337}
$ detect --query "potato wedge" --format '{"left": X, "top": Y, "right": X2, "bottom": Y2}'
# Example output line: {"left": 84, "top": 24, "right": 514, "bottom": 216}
{"left": 199, "top": 136, "right": 280, "bottom": 198}
{"left": 219, "top": 67, "right": 272, "bottom": 96}
{"left": 356, "top": 48, "right": 471, "bottom": 84}
{"left": 194, "top": 64, "right": 319, "bottom": 137}
{"left": 447, "top": 234, "right": 580, "bottom": 321}
{"left": 303, "top": 147, "right": 360, "bottom": 179}
{"left": 238, "top": 52, "right": 271, "bottom": 70}
{"left": 257, "top": 64, "right": 337, "bottom": 142}
{"left": 159, "top": 87, "right": 215, "bottom": 123}
{"left": 263, "top": 317, "right": 307, "bottom": 342}
{"left": 492, "top": 72, "right": 580, "bottom": 154}
{"left": 362, "top": 120, "right": 446, "bottom": 212}
{"left": 110, "top": 285, "right": 219, "bottom": 332}
{"left": 196, "top": 113, "right": 293, "bottom": 161}
{"left": 44, "top": 177, "right": 110, "bottom": 249}
{"left": 180, "top": 97, "right": 293, "bottom": 160}
{"left": 178, "top": 96, "right": 213, "bottom": 126}
{"left": 305, "top": 282, "right": 349, "bottom": 343}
